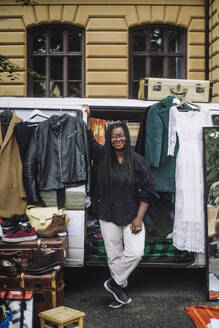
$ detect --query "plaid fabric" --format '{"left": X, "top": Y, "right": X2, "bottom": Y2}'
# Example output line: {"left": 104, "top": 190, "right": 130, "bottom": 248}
{"left": 88, "top": 238, "right": 194, "bottom": 263}
{"left": 185, "top": 305, "right": 219, "bottom": 328}
{"left": 143, "top": 239, "right": 194, "bottom": 262}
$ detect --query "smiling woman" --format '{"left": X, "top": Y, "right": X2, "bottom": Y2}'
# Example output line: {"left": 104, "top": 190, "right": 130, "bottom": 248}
{"left": 83, "top": 104, "right": 157, "bottom": 308}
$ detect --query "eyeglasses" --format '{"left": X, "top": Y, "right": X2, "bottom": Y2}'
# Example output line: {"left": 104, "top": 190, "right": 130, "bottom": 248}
{"left": 110, "top": 133, "right": 126, "bottom": 140}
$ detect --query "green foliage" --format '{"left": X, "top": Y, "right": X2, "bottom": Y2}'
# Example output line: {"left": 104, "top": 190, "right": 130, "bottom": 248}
{"left": 0, "top": 55, "right": 20, "bottom": 81}
{"left": 205, "top": 128, "right": 219, "bottom": 192}
{"left": 0, "top": 0, "right": 38, "bottom": 81}
{"left": 30, "top": 71, "right": 46, "bottom": 80}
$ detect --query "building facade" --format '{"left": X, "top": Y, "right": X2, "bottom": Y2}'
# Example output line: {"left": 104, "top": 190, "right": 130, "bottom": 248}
{"left": 0, "top": 0, "right": 218, "bottom": 102}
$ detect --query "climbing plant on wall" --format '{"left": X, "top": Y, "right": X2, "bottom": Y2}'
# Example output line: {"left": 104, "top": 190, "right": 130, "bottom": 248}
{"left": 0, "top": 0, "right": 37, "bottom": 80}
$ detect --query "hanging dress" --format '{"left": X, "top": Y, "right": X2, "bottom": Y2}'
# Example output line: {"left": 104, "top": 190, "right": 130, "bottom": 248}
{"left": 168, "top": 105, "right": 212, "bottom": 253}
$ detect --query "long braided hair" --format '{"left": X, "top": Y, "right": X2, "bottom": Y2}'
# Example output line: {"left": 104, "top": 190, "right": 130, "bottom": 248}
{"left": 98, "top": 121, "right": 134, "bottom": 193}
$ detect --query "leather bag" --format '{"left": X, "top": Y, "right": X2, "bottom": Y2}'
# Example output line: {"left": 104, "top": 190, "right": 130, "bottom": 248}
{"left": 26, "top": 205, "right": 69, "bottom": 231}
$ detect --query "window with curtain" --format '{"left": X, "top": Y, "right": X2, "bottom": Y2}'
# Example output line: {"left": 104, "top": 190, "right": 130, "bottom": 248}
{"left": 129, "top": 25, "right": 186, "bottom": 99}
{"left": 27, "top": 24, "right": 85, "bottom": 97}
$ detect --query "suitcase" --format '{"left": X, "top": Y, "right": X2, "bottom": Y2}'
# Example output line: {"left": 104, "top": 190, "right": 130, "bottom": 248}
{"left": 0, "top": 236, "right": 67, "bottom": 266}
{"left": 138, "top": 77, "right": 212, "bottom": 102}
{"left": 0, "top": 269, "right": 64, "bottom": 328}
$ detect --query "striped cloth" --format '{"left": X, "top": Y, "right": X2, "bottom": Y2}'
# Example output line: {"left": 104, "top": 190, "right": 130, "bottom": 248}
{"left": 185, "top": 305, "right": 219, "bottom": 328}
{"left": 210, "top": 292, "right": 219, "bottom": 300}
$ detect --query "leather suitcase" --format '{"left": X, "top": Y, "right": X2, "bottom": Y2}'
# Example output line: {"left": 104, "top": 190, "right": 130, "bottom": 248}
{"left": 138, "top": 77, "right": 212, "bottom": 102}
{"left": 0, "top": 236, "right": 67, "bottom": 266}
{"left": 0, "top": 269, "right": 64, "bottom": 328}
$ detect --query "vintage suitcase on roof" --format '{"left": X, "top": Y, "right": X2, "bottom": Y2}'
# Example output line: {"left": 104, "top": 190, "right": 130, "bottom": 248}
{"left": 0, "top": 236, "right": 67, "bottom": 266}
{"left": 0, "top": 269, "right": 64, "bottom": 327}
{"left": 138, "top": 77, "right": 212, "bottom": 103}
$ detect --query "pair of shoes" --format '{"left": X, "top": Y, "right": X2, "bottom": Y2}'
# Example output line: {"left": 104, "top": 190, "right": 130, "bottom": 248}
{"left": 104, "top": 279, "right": 132, "bottom": 304}
{"left": 37, "top": 214, "right": 67, "bottom": 238}
{"left": 0, "top": 252, "right": 29, "bottom": 272}
{"left": 28, "top": 249, "right": 61, "bottom": 274}
{"left": 2, "top": 225, "right": 37, "bottom": 243}
{"left": 0, "top": 259, "right": 17, "bottom": 277}
{"left": 1, "top": 214, "right": 30, "bottom": 230}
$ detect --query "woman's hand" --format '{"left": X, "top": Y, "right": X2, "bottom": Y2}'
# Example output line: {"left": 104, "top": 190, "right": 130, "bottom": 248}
{"left": 82, "top": 104, "right": 91, "bottom": 116}
{"left": 82, "top": 104, "right": 91, "bottom": 130}
{"left": 130, "top": 216, "right": 143, "bottom": 234}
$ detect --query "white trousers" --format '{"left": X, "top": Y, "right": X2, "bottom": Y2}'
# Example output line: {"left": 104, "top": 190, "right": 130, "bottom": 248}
{"left": 99, "top": 219, "right": 145, "bottom": 287}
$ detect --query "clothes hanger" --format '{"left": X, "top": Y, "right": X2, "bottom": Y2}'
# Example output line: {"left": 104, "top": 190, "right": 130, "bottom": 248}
{"left": 0, "top": 103, "right": 13, "bottom": 118}
{"left": 24, "top": 109, "right": 49, "bottom": 122}
{"left": 175, "top": 98, "right": 200, "bottom": 112}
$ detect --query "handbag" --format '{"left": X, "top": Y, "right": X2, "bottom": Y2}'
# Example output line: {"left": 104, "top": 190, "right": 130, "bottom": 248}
{"left": 26, "top": 205, "right": 69, "bottom": 231}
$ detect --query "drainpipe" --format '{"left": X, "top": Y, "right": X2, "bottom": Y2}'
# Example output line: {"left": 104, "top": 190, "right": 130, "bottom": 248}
{"left": 205, "top": 0, "right": 209, "bottom": 80}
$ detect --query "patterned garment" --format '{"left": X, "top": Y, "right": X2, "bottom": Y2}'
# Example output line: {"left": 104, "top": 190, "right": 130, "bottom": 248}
{"left": 91, "top": 118, "right": 105, "bottom": 145}
{"left": 185, "top": 305, "right": 219, "bottom": 328}
{"left": 88, "top": 238, "right": 194, "bottom": 263}
{"left": 168, "top": 105, "right": 212, "bottom": 253}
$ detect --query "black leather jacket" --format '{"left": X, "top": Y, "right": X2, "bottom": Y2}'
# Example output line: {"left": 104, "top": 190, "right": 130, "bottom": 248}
{"left": 23, "top": 114, "right": 90, "bottom": 204}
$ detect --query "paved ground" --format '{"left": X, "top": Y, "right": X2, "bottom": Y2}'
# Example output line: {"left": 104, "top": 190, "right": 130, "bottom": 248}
{"left": 63, "top": 266, "right": 216, "bottom": 328}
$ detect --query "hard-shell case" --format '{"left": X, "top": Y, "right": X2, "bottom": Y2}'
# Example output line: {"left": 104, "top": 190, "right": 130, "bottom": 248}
{"left": 0, "top": 269, "right": 64, "bottom": 328}
{"left": 138, "top": 77, "right": 212, "bottom": 102}
{"left": 0, "top": 236, "right": 67, "bottom": 266}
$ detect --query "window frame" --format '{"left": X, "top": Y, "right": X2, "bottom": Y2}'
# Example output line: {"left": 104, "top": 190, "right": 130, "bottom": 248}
{"left": 27, "top": 23, "right": 85, "bottom": 98}
{"left": 129, "top": 24, "right": 187, "bottom": 99}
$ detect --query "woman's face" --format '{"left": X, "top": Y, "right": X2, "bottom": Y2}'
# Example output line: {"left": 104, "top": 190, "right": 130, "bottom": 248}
{"left": 110, "top": 126, "right": 127, "bottom": 150}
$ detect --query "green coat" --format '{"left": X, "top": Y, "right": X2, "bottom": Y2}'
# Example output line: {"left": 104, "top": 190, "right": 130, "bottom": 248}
{"left": 144, "top": 96, "right": 178, "bottom": 193}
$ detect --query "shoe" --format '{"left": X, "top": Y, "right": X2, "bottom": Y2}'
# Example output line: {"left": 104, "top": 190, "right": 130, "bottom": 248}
{"left": 13, "top": 258, "right": 29, "bottom": 273}
{"left": 28, "top": 265, "right": 61, "bottom": 275}
{"left": 1, "top": 214, "right": 30, "bottom": 230}
{"left": 108, "top": 300, "right": 125, "bottom": 309}
{"left": 104, "top": 279, "right": 132, "bottom": 304}
{"left": 28, "top": 250, "right": 61, "bottom": 272}
{"left": 2, "top": 225, "right": 37, "bottom": 243}
{"left": 36, "top": 214, "right": 67, "bottom": 238}
{"left": 0, "top": 260, "right": 17, "bottom": 277}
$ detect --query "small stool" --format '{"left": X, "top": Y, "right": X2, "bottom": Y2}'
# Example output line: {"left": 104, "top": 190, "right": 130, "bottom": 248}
{"left": 39, "top": 306, "right": 85, "bottom": 328}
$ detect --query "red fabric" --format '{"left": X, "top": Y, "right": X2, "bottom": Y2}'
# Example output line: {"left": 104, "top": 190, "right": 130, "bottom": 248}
{"left": 0, "top": 290, "right": 33, "bottom": 300}
{"left": 210, "top": 292, "right": 219, "bottom": 300}
{"left": 185, "top": 305, "right": 219, "bottom": 328}
{"left": 91, "top": 118, "right": 105, "bottom": 145}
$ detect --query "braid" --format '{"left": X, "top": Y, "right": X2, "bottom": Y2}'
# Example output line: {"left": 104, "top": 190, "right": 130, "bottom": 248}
{"left": 98, "top": 121, "right": 134, "bottom": 192}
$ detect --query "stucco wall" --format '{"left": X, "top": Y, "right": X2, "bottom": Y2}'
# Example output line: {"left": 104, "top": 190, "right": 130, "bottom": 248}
{"left": 209, "top": 0, "right": 219, "bottom": 103}
{"left": 0, "top": 0, "right": 208, "bottom": 99}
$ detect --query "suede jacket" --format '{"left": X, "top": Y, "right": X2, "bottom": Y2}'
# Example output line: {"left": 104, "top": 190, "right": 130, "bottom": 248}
{"left": 23, "top": 114, "right": 90, "bottom": 204}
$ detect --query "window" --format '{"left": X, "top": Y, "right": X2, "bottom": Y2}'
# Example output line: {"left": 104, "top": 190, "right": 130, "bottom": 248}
{"left": 129, "top": 25, "right": 186, "bottom": 98}
{"left": 27, "top": 24, "right": 85, "bottom": 97}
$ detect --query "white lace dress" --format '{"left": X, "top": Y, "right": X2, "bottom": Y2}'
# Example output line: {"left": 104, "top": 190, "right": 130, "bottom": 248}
{"left": 168, "top": 105, "right": 212, "bottom": 253}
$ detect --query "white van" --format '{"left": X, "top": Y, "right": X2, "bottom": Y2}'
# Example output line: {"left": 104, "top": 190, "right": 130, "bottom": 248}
{"left": 0, "top": 96, "right": 218, "bottom": 270}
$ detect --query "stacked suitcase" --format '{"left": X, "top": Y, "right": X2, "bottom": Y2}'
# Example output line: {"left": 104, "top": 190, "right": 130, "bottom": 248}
{"left": 0, "top": 237, "right": 66, "bottom": 327}
{"left": 138, "top": 77, "right": 212, "bottom": 102}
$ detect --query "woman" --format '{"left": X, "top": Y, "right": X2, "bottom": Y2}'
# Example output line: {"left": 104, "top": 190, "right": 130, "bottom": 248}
{"left": 84, "top": 105, "right": 156, "bottom": 308}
